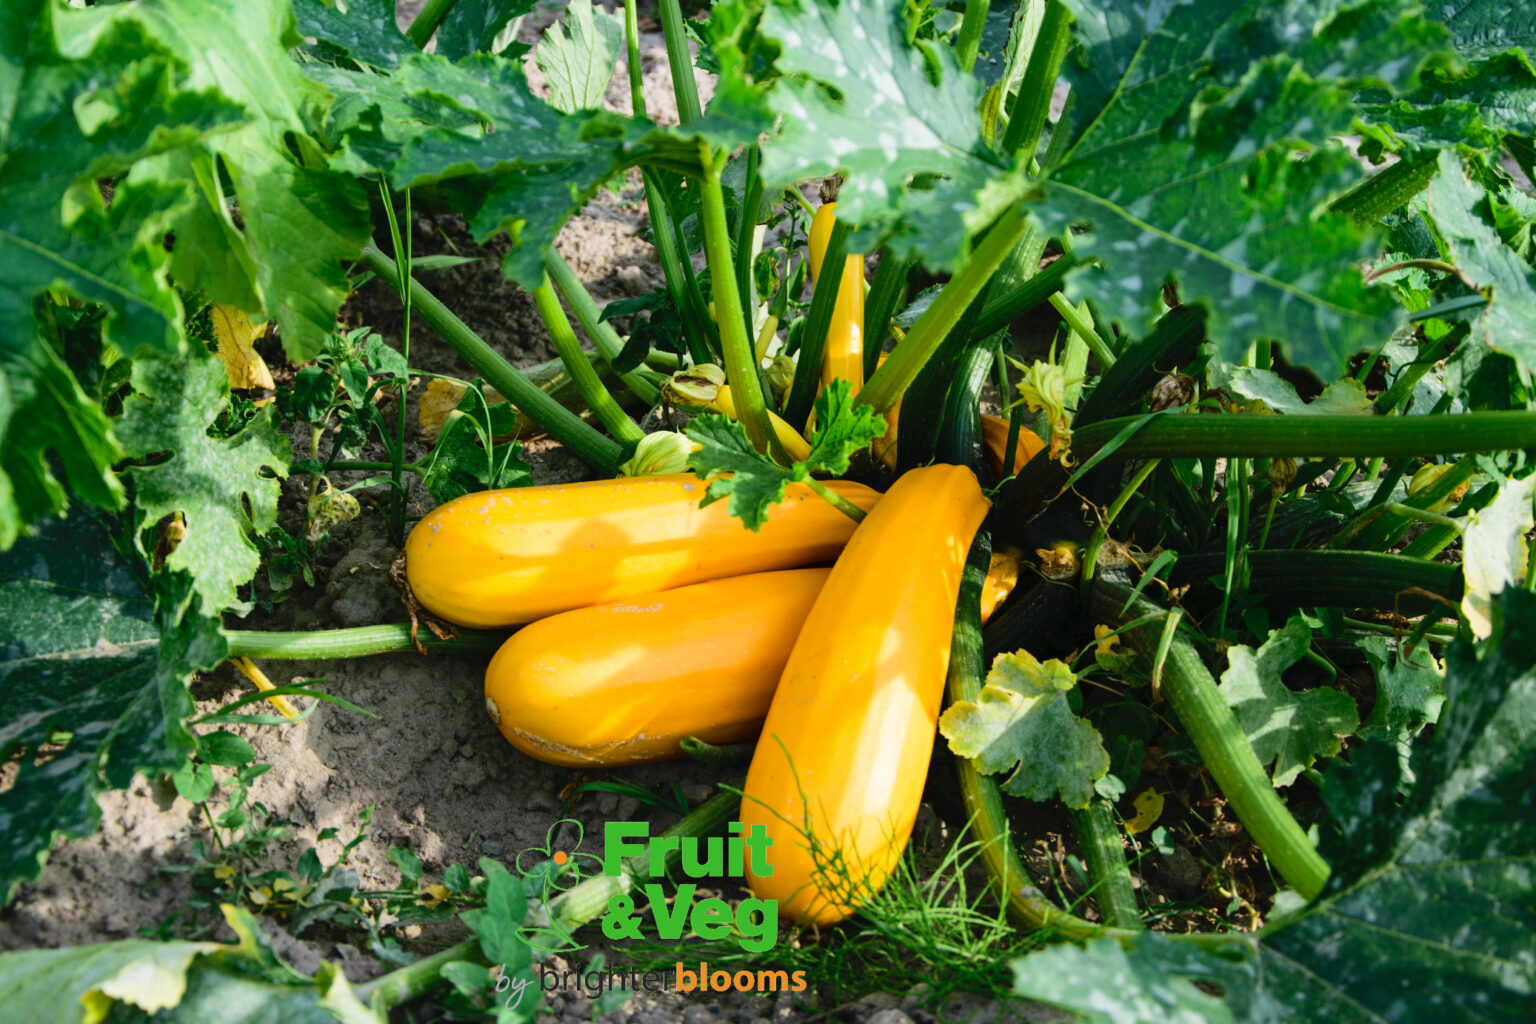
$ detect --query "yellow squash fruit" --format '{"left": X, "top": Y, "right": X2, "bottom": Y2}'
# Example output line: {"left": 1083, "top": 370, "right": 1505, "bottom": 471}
{"left": 404, "top": 474, "right": 881, "bottom": 628}
{"left": 741, "top": 464, "right": 990, "bottom": 925}
{"left": 485, "top": 569, "right": 830, "bottom": 767}
{"left": 808, "top": 202, "right": 865, "bottom": 395}
{"left": 485, "top": 554, "right": 1017, "bottom": 769}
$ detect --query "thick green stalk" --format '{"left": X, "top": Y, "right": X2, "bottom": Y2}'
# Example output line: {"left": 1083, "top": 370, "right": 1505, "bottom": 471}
{"left": 1072, "top": 410, "right": 1536, "bottom": 461}
{"left": 623, "top": 0, "right": 646, "bottom": 113}
{"left": 1092, "top": 584, "right": 1330, "bottom": 900}
{"left": 361, "top": 244, "right": 624, "bottom": 473}
{"left": 543, "top": 248, "right": 661, "bottom": 405}
{"left": 973, "top": 252, "right": 1075, "bottom": 338}
{"left": 1072, "top": 800, "right": 1141, "bottom": 929}
{"left": 405, "top": 0, "right": 460, "bottom": 48}
{"left": 1049, "top": 292, "right": 1115, "bottom": 367}
{"left": 804, "top": 478, "right": 868, "bottom": 523}
{"left": 1000, "top": 0, "right": 1072, "bottom": 161}
{"left": 644, "top": 170, "right": 714, "bottom": 365}
{"left": 955, "top": 0, "right": 991, "bottom": 73}
{"left": 1170, "top": 549, "right": 1462, "bottom": 616}
{"left": 658, "top": 0, "right": 701, "bottom": 124}
{"left": 356, "top": 937, "right": 479, "bottom": 1010}
{"left": 862, "top": 252, "right": 913, "bottom": 379}
{"left": 531, "top": 276, "right": 645, "bottom": 445}
{"left": 699, "top": 150, "right": 783, "bottom": 459}
{"left": 950, "top": 534, "right": 1109, "bottom": 939}
{"left": 858, "top": 206, "right": 1030, "bottom": 415}
{"left": 223, "top": 625, "right": 506, "bottom": 660}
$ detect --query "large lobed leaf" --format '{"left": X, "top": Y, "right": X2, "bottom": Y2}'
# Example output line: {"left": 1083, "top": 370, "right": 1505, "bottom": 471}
{"left": 1014, "top": 587, "right": 1536, "bottom": 1020}
{"left": 940, "top": 649, "right": 1110, "bottom": 808}
{"left": 1041, "top": 0, "right": 1447, "bottom": 377}
{"left": 117, "top": 349, "right": 290, "bottom": 614}
{"left": 752, "top": 0, "right": 1026, "bottom": 272}
{"left": 0, "top": 512, "right": 215, "bottom": 903}
{"left": 1217, "top": 617, "right": 1359, "bottom": 788}
{"left": 94, "top": 0, "right": 373, "bottom": 362}
{"left": 1421, "top": 149, "right": 1536, "bottom": 374}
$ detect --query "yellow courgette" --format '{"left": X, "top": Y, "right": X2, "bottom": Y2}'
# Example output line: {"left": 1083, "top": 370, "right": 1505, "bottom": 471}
{"left": 405, "top": 475, "right": 880, "bottom": 628}
{"left": 740, "top": 464, "right": 989, "bottom": 925}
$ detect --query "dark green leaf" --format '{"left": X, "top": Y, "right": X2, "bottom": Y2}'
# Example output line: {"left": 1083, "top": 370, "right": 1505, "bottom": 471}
{"left": 0, "top": 512, "right": 215, "bottom": 903}
{"left": 291, "top": 0, "right": 418, "bottom": 71}
{"left": 753, "top": 0, "right": 1023, "bottom": 272}
{"left": 1429, "top": 0, "right": 1536, "bottom": 63}
{"left": 436, "top": 0, "right": 537, "bottom": 61}
{"left": 117, "top": 350, "right": 290, "bottom": 614}
{"left": 1041, "top": 0, "right": 1446, "bottom": 376}
{"left": 462, "top": 858, "right": 531, "bottom": 972}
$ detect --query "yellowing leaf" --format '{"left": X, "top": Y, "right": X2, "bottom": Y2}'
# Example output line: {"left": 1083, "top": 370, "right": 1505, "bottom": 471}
{"left": 939, "top": 650, "right": 1110, "bottom": 809}
{"left": 1461, "top": 473, "right": 1534, "bottom": 639}
{"left": 210, "top": 305, "right": 275, "bottom": 403}
{"left": 90, "top": 941, "right": 221, "bottom": 1017}
{"left": 417, "top": 378, "right": 468, "bottom": 441}
{"left": 1125, "top": 789, "right": 1164, "bottom": 835}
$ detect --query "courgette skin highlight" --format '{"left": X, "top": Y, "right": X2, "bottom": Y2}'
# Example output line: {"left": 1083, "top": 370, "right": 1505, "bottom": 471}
{"left": 404, "top": 474, "right": 880, "bottom": 628}
{"left": 741, "top": 464, "right": 990, "bottom": 925}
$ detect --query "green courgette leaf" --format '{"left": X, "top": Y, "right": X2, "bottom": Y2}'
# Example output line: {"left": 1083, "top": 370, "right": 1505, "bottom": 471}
{"left": 686, "top": 380, "right": 886, "bottom": 531}
{"left": 940, "top": 650, "right": 1110, "bottom": 809}
{"left": 117, "top": 349, "right": 290, "bottom": 615}
{"left": 1217, "top": 616, "right": 1360, "bottom": 788}
{"left": 751, "top": 0, "right": 1027, "bottom": 273}
{"left": 1040, "top": 0, "right": 1444, "bottom": 378}
{"left": 0, "top": 906, "right": 363, "bottom": 1024}
{"left": 107, "top": 0, "right": 373, "bottom": 362}
{"left": 535, "top": 0, "right": 625, "bottom": 115}
{"left": 1013, "top": 587, "right": 1536, "bottom": 1020}
{"left": 0, "top": 512, "right": 212, "bottom": 904}
{"left": 291, "top": 0, "right": 418, "bottom": 71}
{"left": 1421, "top": 150, "right": 1536, "bottom": 376}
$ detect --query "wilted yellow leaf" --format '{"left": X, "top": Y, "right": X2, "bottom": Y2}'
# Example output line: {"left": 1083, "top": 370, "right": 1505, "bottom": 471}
{"left": 1124, "top": 789, "right": 1165, "bottom": 834}
{"left": 417, "top": 378, "right": 468, "bottom": 441}
{"left": 210, "top": 305, "right": 275, "bottom": 403}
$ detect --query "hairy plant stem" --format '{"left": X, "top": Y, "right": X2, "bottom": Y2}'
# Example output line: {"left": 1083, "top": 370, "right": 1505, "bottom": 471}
{"left": 805, "top": 478, "right": 867, "bottom": 523}
{"left": 544, "top": 248, "right": 661, "bottom": 406}
{"left": 1072, "top": 800, "right": 1141, "bottom": 929}
{"left": 224, "top": 625, "right": 506, "bottom": 659}
{"left": 1073, "top": 409, "right": 1536, "bottom": 461}
{"left": 699, "top": 148, "right": 784, "bottom": 460}
{"left": 955, "top": 0, "right": 991, "bottom": 72}
{"left": 658, "top": 0, "right": 701, "bottom": 124}
{"left": 361, "top": 244, "right": 624, "bottom": 473}
{"left": 356, "top": 938, "right": 480, "bottom": 1010}
{"left": 531, "top": 275, "right": 645, "bottom": 445}
{"left": 405, "top": 0, "right": 459, "bottom": 48}
{"left": 1001, "top": 0, "right": 1072, "bottom": 160}
{"left": 1091, "top": 585, "right": 1330, "bottom": 899}
{"left": 1049, "top": 292, "right": 1115, "bottom": 367}
{"left": 859, "top": 206, "right": 1030, "bottom": 415}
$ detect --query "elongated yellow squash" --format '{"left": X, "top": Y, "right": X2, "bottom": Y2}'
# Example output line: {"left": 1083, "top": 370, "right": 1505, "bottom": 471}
{"left": 483, "top": 555, "right": 1017, "bottom": 769}
{"left": 485, "top": 568, "right": 830, "bottom": 767}
{"left": 808, "top": 202, "right": 865, "bottom": 394}
{"left": 405, "top": 474, "right": 880, "bottom": 628}
{"left": 741, "top": 464, "right": 989, "bottom": 925}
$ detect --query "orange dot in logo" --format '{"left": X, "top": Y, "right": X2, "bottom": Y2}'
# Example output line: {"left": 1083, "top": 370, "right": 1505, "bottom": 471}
{"left": 553, "top": 850, "right": 568, "bottom": 865}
